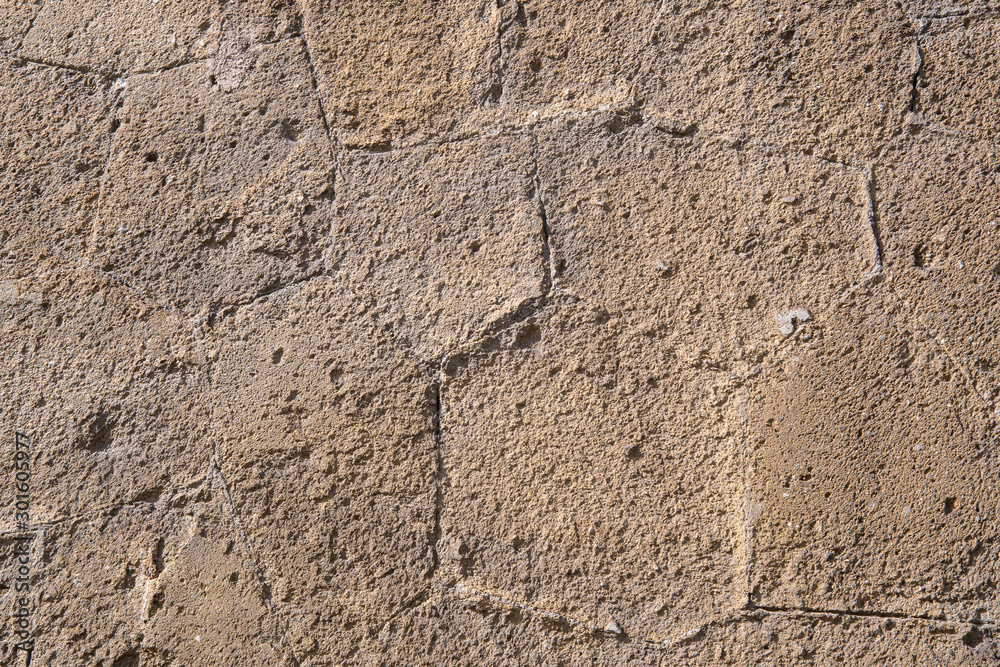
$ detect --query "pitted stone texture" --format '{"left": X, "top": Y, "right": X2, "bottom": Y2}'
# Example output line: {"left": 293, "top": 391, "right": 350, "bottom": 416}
{"left": 879, "top": 133, "right": 1000, "bottom": 401}
{"left": 901, "top": 0, "right": 990, "bottom": 17}
{"left": 0, "top": 61, "right": 113, "bottom": 278}
{"left": 916, "top": 15, "right": 1000, "bottom": 140}
{"left": 746, "top": 285, "right": 999, "bottom": 623}
{"left": 439, "top": 296, "right": 745, "bottom": 642}
{"left": 355, "top": 593, "right": 997, "bottom": 666}
{"left": 494, "top": 0, "right": 659, "bottom": 113}
{"left": 0, "top": 267, "right": 210, "bottom": 525}
{"left": 20, "top": 0, "right": 220, "bottom": 75}
{"left": 301, "top": 0, "right": 497, "bottom": 148}
{"left": 332, "top": 133, "right": 545, "bottom": 360}
{"left": 91, "top": 39, "right": 334, "bottom": 316}
{"left": 221, "top": 0, "right": 301, "bottom": 46}
{"left": 497, "top": 0, "right": 910, "bottom": 165}
{"left": 0, "top": 1, "right": 40, "bottom": 58}
{"left": 536, "top": 113, "right": 871, "bottom": 359}
{"left": 711, "top": 0, "right": 911, "bottom": 165}
{"left": 29, "top": 494, "right": 291, "bottom": 666}
{"left": 208, "top": 277, "right": 437, "bottom": 663}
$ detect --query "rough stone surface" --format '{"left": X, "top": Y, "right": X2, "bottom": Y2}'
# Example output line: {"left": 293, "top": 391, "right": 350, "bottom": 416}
{"left": 2, "top": 1, "right": 999, "bottom": 665}
{"left": 0, "top": 60, "right": 113, "bottom": 278}
{"left": 332, "top": 132, "right": 546, "bottom": 359}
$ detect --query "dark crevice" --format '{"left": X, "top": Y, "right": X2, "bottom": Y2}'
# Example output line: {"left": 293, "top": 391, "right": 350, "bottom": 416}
{"left": 291, "top": 13, "right": 336, "bottom": 163}
{"left": 428, "top": 380, "right": 444, "bottom": 579}
{"left": 528, "top": 127, "right": 554, "bottom": 291}
{"left": 908, "top": 21, "right": 927, "bottom": 114}
{"left": 864, "top": 165, "right": 884, "bottom": 274}
{"left": 203, "top": 268, "right": 326, "bottom": 328}
{"left": 485, "top": 0, "right": 508, "bottom": 105}
{"left": 747, "top": 599, "right": 987, "bottom": 626}
{"left": 16, "top": 56, "right": 98, "bottom": 77}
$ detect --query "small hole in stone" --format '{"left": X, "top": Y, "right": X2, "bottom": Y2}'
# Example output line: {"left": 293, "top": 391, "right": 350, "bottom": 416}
{"left": 143, "top": 151, "right": 158, "bottom": 163}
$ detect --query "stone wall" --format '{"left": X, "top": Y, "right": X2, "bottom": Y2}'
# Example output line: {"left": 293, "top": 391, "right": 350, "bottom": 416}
{"left": 1, "top": 0, "right": 999, "bottom": 664}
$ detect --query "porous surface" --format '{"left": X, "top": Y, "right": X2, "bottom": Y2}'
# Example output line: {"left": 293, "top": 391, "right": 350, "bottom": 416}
{"left": 1, "top": 1, "right": 998, "bottom": 665}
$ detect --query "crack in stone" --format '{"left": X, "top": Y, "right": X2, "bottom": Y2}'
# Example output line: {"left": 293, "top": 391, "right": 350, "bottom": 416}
{"left": 15, "top": 56, "right": 97, "bottom": 76}
{"left": 746, "top": 600, "right": 989, "bottom": 627}
{"left": 199, "top": 357, "right": 303, "bottom": 666}
{"left": 528, "top": 125, "right": 555, "bottom": 291}
{"left": 864, "top": 164, "right": 884, "bottom": 277}
{"left": 291, "top": 5, "right": 337, "bottom": 160}
{"left": 427, "top": 378, "right": 444, "bottom": 581}
{"left": 484, "top": 0, "right": 505, "bottom": 105}
{"left": 198, "top": 268, "right": 328, "bottom": 328}
{"left": 908, "top": 20, "right": 927, "bottom": 115}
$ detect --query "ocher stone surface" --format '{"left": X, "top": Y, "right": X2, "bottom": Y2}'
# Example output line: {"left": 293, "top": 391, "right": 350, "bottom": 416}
{"left": 91, "top": 38, "right": 334, "bottom": 316}
{"left": 746, "top": 285, "right": 999, "bottom": 622}
{"left": 537, "top": 112, "right": 873, "bottom": 356}
{"left": 0, "top": 60, "right": 113, "bottom": 278}
{"left": 207, "top": 277, "right": 438, "bottom": 663}
{"left": 20, "top": 0, "right": 219, "bottom": 75}
{"left": 301, "top": 0, "right": 497, "bottom": 148}
{"left": 332, "top": 132, "right": 546, "bottom": 359}
{"left": 28, "top": 496, "right": 291, "bottom": 666}
{"left": 0, "top": 267, "right": 209, "bottom": 524}
{"left": 439, "top": 296, "right": 745, "bottom": 641}
{"left": 916, "top": 15, "right": 1000, "bottom": 139}
{"left": 2, "top": 1, "right": 999, "bottom": 665}
{"left": 879, "top": 133, "right": 1000, "bottom": 400}
{"left": 358, "top": 594, "right": 998, "bottom": 666}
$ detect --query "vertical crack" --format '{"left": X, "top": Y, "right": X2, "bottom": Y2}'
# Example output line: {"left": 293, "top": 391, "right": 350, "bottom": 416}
{"left": 908, "top": 20, "right": 927, "bottom": 114}
{"left": 528, "top": 127, "right": 554, "bottom": 293}
{"left": 292, "top": 5, "right": 335, "bottom": 159}
{"left": 428, "top": 378, "right": 444, "bottom": 579}
{"left": 864, "top": 164, "right": 884, "bottom": 276}
{"left": 486, "top": 0, "right": 507, "bottom": 105}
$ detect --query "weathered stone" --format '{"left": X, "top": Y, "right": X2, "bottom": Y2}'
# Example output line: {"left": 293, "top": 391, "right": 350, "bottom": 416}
{"left": 300, "top": 0, "right": 497, "bottom": 148}
{"left": 4, "top": 1, "right": 1000, "bottom": 663}
{"left": 746, "top": 285, "right": 999, "bottom": 623}
{"left": 0, "top": 1, "right": 39, "bottom": 58}
{"left": 879, "top": 132, "right": 1000, "bottom": 401}
{"left": 90, "top": 38, "right": 334, "bottom": 316}
{"left": 354, "top": 591, "right": 998, "bottom": 665}
{"left": 207, "top": 276, "right": 437, "bottom": 662}
{"left": 498, "top": 0, "right": 911, "bottom": 165}
{"left": 20, "top": 0, "right": 220, "bottom": 75}
{"left": 332, "top": 132, "right": 546, "bottom": 360}
{"left": 19, "top": 494, "right": 291, "bottom": 665}
{"left": 0, "top": 267, "right": 210, "bottom": 524}
{"left": 439, "top": 295, "right": 745, "bottom": 642}
{"left": 916, "top": 15, "right": 1000, "bottom": 141}
{"left": 536, "top": 112, "right": 873, "bottom": 358}
{"left": 0, "top": 60, "right": 113, "bottom": 278}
